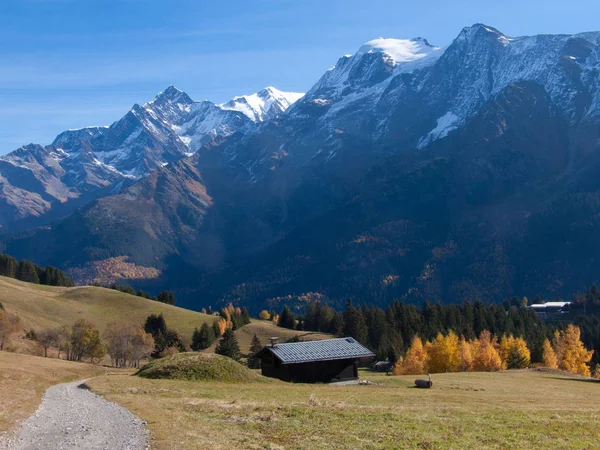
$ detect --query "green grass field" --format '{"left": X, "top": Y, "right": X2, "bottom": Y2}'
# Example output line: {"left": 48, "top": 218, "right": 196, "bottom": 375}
{"left": 87, "top": 368, "right": 600, "bottom": 449}
{"left": 0, "top": 276, "right": 212, "bottom": 340}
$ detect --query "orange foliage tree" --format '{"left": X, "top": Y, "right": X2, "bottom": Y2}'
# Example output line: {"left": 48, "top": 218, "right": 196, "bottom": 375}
{"left": 472, "top": 330, "right": 503, "bottom": 372}
{"left": 542, "top": 338, "right": 558, "bottom": 369}
{"left": 553, "top": 325, "right": 594, "bottom": 376}
{"left": 459, "top": 338, "right": 474, "bottom": 371}
{"left": 499, "top": 335, "right": 531, "bottom": 369}
{"left": 427, "top": 331, "right": 461, "bottom": 373}
{"left": 394, "top": 336, "right": 428, "bottom": 375}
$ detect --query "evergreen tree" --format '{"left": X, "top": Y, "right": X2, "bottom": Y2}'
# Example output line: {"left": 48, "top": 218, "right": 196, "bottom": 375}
{"left": 215, "top": 328, "right": 241, "bottom": 361}
{"left": 212, "top": 319, "right": 222, "bottom": 338}
{"left": 157, "top": 291, "right": 176, "bottom": 305}
{"left": 144, "top": 314, "right": 167, "bottom": 336}
{"left": 247, "top": 334, "right": 263, "bottom": 369}
{"left": 342, "top": 300, "right": 368, "bottom": 345}
{"left": 0, "top": 254, "right": 18, "bottom": 278}
{"left": 16, "top": 260, "right": 40, "bottom": 284}
{"left": 191, "top": 322, "right": 215, "bottom": 351}
{"left": 279, "top": 305, "right": 296, "bottom": 329}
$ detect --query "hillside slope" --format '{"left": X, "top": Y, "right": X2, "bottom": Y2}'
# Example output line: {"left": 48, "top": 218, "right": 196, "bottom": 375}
{"left": 0, "top": 276, "right": 211, "bottom": 338}
{"left": 203, "top": 320, "right": 332, "bottom": 355}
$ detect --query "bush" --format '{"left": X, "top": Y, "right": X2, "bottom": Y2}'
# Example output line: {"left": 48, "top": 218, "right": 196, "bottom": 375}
{"left": 136, "top": 353, "right": 258, "bottom": 382}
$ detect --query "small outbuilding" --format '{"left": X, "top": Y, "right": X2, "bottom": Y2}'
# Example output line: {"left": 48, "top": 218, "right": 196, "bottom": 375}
{"left": 255, "top": 337, "right": 375, "bottom": 384}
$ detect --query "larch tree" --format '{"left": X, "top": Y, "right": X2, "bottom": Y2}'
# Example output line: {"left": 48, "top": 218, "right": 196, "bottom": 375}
{"left": 472, "top": 330, "right": 503, "bottom": 372}
{"left": 499, "top": 335, "right": 531, "bottom": 369}
{"left": 427, "top": 331, "right": 461, "bottom": 373}
{"left": 459, "top": 338, "right": 474, "bottom": 372}
{"left": 554, "top": 324, "right": 594, "bottom": 376}
{"left": 542, "top": 338, "right": 558, "bottom": 369}
{"left": 394, "top": 336, "right": 428, "bottom": 375}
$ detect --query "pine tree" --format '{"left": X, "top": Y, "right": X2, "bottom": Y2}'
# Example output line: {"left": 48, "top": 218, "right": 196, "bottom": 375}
{"left": 247, "top": 334, "right": 263, "bottom": 369}
{"left": 279, "top": 305, "right": 296, "bottom": 329}
{"left": 0, "top": 254, "right": 18, "bottom": 278}
{"left": 342, "top": 300, "right": 368, "bottom": 345}
{"left": 191, "top": 322, "right": 215, "bottom": 351}
{"left": 157, "top": 291, "right": 176, "bottom": 305}
{"left": 215, "top": 328, "right": 241, "bottom": 361}
{"left": 16, "top": 260, "right": 40, "bottom": 284}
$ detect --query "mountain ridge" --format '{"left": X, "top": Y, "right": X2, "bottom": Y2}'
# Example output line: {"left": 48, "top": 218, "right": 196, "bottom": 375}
{"left": 0, "top": 86, "right": 304, "bottom": 232}
{"left": 3, "top": 24, "right": 600, "bottom": 312}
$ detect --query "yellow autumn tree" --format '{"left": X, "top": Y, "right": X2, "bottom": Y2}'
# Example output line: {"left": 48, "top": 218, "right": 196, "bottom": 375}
{"left": 459, "top": 338, "right": 474, "bottom": 371}
{"left": 553, "top": 325, "right": 594, "bottom": 376}
{"left": 593, "top": 364, "right": 600, "bottom": 380}
{"left": 542, "top": 338, "right": 558, "bottom": 369}
{"left": 499, "top": 335, "right": 530, "bottom": 369}
{"left": 272, "top": 314, "right": 279, "bottom": 326}
{"left": 394, "top": 336, "right": 428, "bottom": 375}
{"left": 472, "top": 330, "right": 503, "bottom": 372}
{"left": 427, "top": 331, "right": 461, "bottom": 373}
{"left": 217, "top": 317, "right": 228, "bottom": 336}
{"left": 258, "top": 310, "right": 271, "bottom": 321}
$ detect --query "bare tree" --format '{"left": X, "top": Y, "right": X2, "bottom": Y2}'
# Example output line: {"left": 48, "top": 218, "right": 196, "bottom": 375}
{"left": 103, "top": 322, "right": 154, "bottom": 368}
{"left": 37, "top": 328, "right": 59, "bottom": 357}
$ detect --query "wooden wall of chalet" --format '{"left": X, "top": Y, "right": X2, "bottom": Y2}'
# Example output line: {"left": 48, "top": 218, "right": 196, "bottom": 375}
{"left": 260, "top": 353, "right": 359, "bottom": 383}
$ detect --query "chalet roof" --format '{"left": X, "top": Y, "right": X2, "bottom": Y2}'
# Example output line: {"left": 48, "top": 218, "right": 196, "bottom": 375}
{"left": 258, "top": 337, "right": 375, "bottom": 364}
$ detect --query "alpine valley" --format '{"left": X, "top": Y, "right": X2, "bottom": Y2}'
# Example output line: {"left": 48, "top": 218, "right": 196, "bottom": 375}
{"left": 3, "top": 23, "right": 600, "bottom": 312}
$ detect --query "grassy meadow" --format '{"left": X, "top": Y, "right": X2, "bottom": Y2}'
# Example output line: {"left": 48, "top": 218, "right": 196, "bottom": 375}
{"left": 0, "top": 276, "right": 212, "bottom": 343}
{"left": 87, "top": 369, "right": 600, "bottom": 450}
{"left": 0, "top": 352, "right": 108, "bottom": 432}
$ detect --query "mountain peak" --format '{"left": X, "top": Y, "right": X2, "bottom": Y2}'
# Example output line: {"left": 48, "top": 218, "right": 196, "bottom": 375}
{"left": 152, "top": 86, "right": 193, "bottom": 105}
{"left": 356, "top": 37, "right": 441, "bottom": 65}
{"left": 220, "top": 87, "right": 304, "bottom": 122}
{"left": 457, "top": 23, "right": 512, "bottom": 45}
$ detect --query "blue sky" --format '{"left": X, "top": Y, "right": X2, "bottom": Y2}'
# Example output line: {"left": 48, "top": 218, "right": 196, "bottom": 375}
{"left": 1, "top": 0, "right": 600, "bottom": 154}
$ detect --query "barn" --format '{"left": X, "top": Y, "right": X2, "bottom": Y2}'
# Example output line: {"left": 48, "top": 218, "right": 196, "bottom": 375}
{"left": 255, "top": 337, "right": 375, "bottom": 384}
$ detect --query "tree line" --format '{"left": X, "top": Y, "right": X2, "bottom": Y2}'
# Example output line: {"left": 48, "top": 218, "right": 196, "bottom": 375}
{"left": 93, "top": 283, "right": 177, "bottom": 305}
{"left": 0, "top": 252, "right": 74, "bottom": 287}
{"left": 394, "top": 325, "right": 594, "bottom": 377}
{"left": 272, "top": 297, "right": 600, "bottom": 372}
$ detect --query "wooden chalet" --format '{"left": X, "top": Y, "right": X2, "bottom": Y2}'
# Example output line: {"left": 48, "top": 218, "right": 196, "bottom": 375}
{"left": 255, "top": 337, "right": 375, "bottom": 383}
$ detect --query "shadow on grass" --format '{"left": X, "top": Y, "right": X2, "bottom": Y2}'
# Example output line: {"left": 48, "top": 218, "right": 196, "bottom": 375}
{"left": 544, "top": 376, "right": 600, "bottom": 384}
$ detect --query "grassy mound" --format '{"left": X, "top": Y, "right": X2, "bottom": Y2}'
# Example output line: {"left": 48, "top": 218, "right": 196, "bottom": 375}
{"left": 136, "top": 352, "right": 258, "bottom": 383}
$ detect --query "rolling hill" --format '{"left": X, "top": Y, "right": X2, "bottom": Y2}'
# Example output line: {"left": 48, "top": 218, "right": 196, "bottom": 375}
{"left": 0, "top": 276, "right": 212, "bottom": 340}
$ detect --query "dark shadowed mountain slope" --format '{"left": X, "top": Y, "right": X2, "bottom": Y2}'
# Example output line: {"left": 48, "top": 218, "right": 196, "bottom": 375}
{"left": 3, "top": 25, "right": 600, "bottom": 311}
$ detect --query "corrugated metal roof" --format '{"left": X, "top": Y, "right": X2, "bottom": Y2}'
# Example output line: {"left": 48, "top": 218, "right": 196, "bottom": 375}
{"left": 261, "top": 337, "right": 375, "bottom": 364}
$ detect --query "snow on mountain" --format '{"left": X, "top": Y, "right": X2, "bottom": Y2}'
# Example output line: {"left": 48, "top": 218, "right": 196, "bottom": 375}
{"left": 220, "top": 87, "right": 304, "bottom": 122}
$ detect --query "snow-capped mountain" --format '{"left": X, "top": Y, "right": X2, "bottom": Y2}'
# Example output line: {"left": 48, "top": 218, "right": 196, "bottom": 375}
{"left": 0, "top": 86, "right": 303, "bottom": 231}
{"left": 221, "top": 87, "right": 304, "bottom": 122}
{"left": 5, "top": 23, "right": 600, "bottom": 312}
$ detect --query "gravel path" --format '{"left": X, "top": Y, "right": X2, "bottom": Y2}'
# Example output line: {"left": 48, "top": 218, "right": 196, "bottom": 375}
{"left": 0, "top": 381, "right": 148, "bottom": 450}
